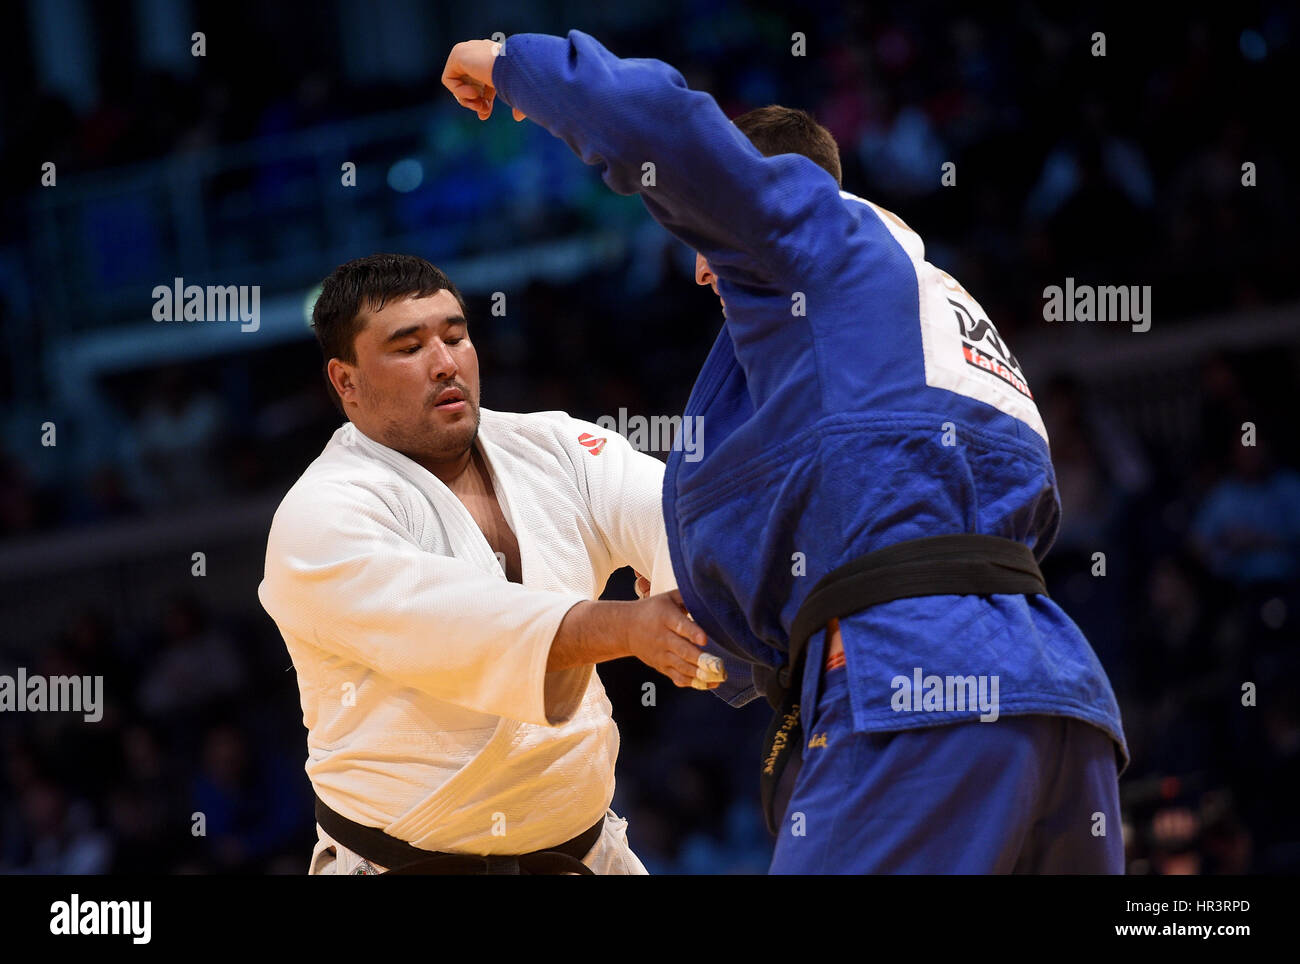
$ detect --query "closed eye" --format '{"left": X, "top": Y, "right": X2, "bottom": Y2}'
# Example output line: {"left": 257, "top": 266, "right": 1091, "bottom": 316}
{"left": 400, "top": 345, "right": 420, "bottom": 354}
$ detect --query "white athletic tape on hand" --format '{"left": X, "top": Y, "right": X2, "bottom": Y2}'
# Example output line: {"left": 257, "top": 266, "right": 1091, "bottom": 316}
{"left": 691, "top": 653, "right": 726, "bottom": 688}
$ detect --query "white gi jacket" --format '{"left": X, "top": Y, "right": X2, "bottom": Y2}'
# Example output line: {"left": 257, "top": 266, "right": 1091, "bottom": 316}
{"left": 257, "top": 408, "right": 675, "bottom": 869}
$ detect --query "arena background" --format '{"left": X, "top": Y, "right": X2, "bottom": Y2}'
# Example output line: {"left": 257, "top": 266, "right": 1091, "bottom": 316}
{"left": 1, "top": 0, "right": 1297, "bottom": 875}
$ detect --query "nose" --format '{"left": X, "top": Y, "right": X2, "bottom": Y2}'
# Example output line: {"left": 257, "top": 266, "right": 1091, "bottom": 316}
{"left": 427, "top": 341, "right": 459, "bottom": 382}
{"left": 694, "top": 252, "right": 715, "bottom": 290}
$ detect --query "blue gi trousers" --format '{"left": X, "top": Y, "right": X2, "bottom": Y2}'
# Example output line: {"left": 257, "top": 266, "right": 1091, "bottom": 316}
{"left": 769, "top": 663, "right": 1125, "bottom": 874}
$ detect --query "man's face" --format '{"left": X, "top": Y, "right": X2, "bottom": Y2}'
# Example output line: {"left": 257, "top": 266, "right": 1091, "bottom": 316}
{"left": 330, "top": 289, "right": 480, "bottom": 465}
{"left": 694, "top": 252, "right": 725, "bottom": 310}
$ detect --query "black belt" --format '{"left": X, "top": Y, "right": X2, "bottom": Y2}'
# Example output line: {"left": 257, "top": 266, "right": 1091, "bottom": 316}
{"left": 759, "top": 533, "right": 1049, "bottom": 835}
{"left": 315, "top": 794, "right": 604, "bottom": 874}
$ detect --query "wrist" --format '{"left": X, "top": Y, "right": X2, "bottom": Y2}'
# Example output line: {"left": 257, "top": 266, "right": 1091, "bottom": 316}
{"left": 550, "top": 599, "right": 629, "bottom": 672}
{"left": 486, "top": 33, "right": 531, "bottom": 108}
{"left": 595, "top": 599, "right": 634, "bottom": 661}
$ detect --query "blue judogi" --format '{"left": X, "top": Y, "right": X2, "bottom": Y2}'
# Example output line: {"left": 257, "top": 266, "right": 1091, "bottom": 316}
{"left": 494, "top": 31, "right": 1129, "bottom": 873}
{"left": 773, "top": 664, "right": 1124, "bottom": 873}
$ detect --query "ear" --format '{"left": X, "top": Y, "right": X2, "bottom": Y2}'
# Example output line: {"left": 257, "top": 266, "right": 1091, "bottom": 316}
{"left": 327, "top": 357, "right": 357, "bottom": 404}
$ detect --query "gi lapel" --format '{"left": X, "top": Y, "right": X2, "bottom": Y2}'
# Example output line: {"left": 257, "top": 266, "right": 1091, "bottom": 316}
{"left": 341, "top": 423, "right": 524, "bottom": 842}
{"left": 345, "top": 424, "right": 505, "bottom": 579}
{"left": 473, "top": 411, "right": 535, "bottom": 588}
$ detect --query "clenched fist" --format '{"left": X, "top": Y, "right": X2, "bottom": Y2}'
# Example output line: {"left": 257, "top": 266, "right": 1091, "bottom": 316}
{"left": 441, "top": 39, "right": 527, "bottom": 122}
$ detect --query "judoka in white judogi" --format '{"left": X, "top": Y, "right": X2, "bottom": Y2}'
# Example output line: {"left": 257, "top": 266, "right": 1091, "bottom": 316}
{"left": 258, "top": 408, "right": 679, "bottom": 874}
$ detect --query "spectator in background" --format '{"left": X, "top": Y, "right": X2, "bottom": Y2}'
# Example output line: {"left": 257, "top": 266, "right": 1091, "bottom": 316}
{"left": 1132, "top": 554, "right": 1216, "bottom": 696}
{"left": 137, "top": 595, "right": 246, "bottom": 719}
{"left": 1195, "top": 355, "right": 1256, "bottom": 476}
{"left": 9, "top": 778, "right": 112, "bottom": 874}
{"left": 189, "top": 720, "right": 309, "bottom": 872}
{"left": 105, "top": 724, "right": 187, "bottom": 873}
{"left": 133, "top": 369, "right": 227, "bottom": 507}
{"left": 857, "top": 99, "right": 948, "bottom": 200}
{"left": 1025, "top": 99, "right": 1157, "bottom": 276}
{"left": 1192, "top": 440, "right": 1300, "bottom": 587}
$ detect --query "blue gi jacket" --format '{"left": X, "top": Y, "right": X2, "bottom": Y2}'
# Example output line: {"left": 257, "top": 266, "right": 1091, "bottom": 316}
{"left": 495, "top": 31, "right": 1128, "bottom": 769}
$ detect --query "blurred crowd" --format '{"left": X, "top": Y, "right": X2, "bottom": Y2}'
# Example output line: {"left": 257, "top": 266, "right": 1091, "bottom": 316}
{"left": 2, "top": 1, "right": 1298, "bottom": 873}
{"left": 1, "top": 597, "right": 311, "bottom": 873}
{"left": 1, "top": 3, "right": 1295, "bottom": 328}
{"left": 1038, "top": 356, "right": 1300, "bottom": 874}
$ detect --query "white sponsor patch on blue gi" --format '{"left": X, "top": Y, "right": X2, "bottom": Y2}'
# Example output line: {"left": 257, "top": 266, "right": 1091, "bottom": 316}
{"left": 841, "top": 191, "right": 1050, "bottom": 444}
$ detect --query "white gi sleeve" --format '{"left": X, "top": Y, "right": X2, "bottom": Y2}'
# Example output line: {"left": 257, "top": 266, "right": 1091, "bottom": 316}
{"left": 257, "top": 480, "right": 591, "bottom": 727}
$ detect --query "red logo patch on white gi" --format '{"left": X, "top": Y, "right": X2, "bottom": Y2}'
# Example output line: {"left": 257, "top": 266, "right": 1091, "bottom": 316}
{"left": 578, "top": 433, "right": 607, "bottom": 455}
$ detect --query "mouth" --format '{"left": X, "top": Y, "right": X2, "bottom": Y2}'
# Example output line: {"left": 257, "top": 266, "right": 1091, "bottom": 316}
{"left": 432, "top": 387, "right": 468, "bottom": 412}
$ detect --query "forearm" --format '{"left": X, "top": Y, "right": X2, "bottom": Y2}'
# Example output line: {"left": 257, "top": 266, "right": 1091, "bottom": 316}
{"left": 546, "top": 599, "right": 632, "bottom": 672}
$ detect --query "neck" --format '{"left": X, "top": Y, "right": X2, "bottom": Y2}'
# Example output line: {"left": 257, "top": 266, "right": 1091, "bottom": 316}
{"left": 418, "top": 444, "right": 477, "bottom": 487}
{"left": 347, "top": 416, "right": 480, "bottom": 486}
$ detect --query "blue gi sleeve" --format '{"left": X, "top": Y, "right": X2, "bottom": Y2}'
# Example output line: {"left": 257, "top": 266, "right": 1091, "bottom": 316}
{"left": 491, "top": 30, "right": 857, "bottom": 310}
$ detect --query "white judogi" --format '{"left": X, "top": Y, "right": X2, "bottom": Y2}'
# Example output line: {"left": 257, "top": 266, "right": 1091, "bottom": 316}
{"left": 257, "top": 408, "right": 676, "bottom": 874}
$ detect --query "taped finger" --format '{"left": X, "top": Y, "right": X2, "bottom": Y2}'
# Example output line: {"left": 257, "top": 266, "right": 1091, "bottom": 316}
{"left": 694, "top": 652, "right": 726, "bottom": 684}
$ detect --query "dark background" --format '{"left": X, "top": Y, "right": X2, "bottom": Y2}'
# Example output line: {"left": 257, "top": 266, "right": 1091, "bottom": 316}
{"left": 1, "top": 0, "right": 1297, "bottom": 874}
